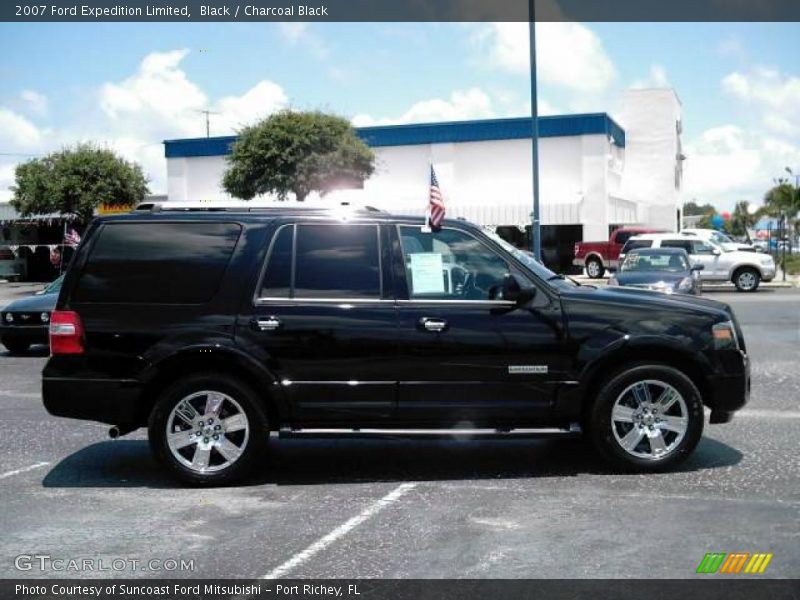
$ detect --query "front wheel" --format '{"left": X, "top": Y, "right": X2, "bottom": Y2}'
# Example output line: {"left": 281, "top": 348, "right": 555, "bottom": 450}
{"left": 585, "top": 257, "right": 605, "bottom": 279}
{"left": 733, "top": 267, "right": 760, "bottom": 292}
{"left": 148, "top": 373, "right": 270, "bottom": 486}
{"left": 588, "top": 364, "right": 704, "bottom": 472}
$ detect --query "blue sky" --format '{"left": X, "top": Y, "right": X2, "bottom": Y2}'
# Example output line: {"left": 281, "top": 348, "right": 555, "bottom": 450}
{"left": 1, "top": 22, "right": 799, "bottom": 209}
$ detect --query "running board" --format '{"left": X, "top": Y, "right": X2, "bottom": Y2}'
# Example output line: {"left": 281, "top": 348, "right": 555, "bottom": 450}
{"left": 279, "top": 423, "right": 582, "bottom": 440}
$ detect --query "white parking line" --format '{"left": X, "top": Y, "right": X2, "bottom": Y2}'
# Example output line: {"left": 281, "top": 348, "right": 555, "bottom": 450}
{"left": 261, "top": 482, "right": 417, "bottom": 580}
{"left": 0, "top": 461, "right": 50, "bottom": 480}
{"left": 737, "top": 409, "right": 800, "bottom": 419}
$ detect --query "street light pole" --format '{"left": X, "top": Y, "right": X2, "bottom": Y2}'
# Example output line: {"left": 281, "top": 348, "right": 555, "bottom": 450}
{"left": 528, "top": 0, "right": 541, "bottom": 260}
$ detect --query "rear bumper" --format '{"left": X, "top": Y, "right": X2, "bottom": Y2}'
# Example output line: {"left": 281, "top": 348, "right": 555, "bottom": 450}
{"left": 42, "top": 377, "right": 143, "bottom": 426}
{"left": 706, "top": 351, "right": 750, "bottom": 423}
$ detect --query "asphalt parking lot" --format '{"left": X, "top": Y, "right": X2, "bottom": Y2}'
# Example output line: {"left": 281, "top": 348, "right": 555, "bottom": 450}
{"left": 0, "top": 284, "right": 798, "bottom": 580}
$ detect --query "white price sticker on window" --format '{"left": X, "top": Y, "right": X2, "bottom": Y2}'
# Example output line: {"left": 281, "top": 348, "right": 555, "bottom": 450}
{"left": 409, "top": 253, "right": 445, "bottom": 294}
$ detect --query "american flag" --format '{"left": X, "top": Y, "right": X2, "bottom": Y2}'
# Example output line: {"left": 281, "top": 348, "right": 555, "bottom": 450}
{"left": 64, "top": 228, "right": 81, "bottom": 248}
{"left": 428, "top": 164, "right": 445, "bottom": 229}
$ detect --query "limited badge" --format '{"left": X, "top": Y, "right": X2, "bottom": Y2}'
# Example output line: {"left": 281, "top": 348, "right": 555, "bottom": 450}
{"left": 508, "top": 365, "right": 548, "bottom": 374}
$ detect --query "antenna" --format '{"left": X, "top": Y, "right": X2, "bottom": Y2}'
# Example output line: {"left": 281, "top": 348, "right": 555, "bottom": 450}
{"left": 194, "top": 109, "right": 221, "bottom": 137}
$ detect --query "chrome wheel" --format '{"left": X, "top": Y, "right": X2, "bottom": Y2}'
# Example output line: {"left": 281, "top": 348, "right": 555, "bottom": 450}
{"left": 611, "top": 380, "right": 688, "bottom": 460}
{"left": 586, "top": 260, "right": 601, "bottom": 278}
{"left": 165, "top": 390, "right": 250, "bottom": 474}
{"left": 737, "top": 270, "right": 757, "bottom": 291}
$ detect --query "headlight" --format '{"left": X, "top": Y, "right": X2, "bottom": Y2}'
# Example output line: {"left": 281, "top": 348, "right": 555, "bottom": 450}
{"left": 3, "top": 313, "right": 12, "bottom": 324}
{"left": 607, "top": 277, "right": 619, "bottom": 286}
{"left": 712, "top": 320, "right": 739, "bottom": 350}
{"left": 40, "top": 312, "right": 50, "bottom": 323}
{"left": 677, "top": 277, "right": 693, "bottom": 291}
{"left": 760, "top": 256, "right": 774, "bottom": 266}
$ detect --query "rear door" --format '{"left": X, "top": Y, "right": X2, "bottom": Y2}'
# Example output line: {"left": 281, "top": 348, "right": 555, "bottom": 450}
{"left": 237, "top": 220, "right": 399, "bottom": 426}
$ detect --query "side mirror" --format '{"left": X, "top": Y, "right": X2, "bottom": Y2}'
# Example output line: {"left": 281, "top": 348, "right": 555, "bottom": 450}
{"left": 691, "top": 264, "right": 705, "bottom": 271}
{"left": 712, "top": 248, "right": 721, "bottom": 256}
{"left": 501, "top": 273, "right": 536, "bottom": 304}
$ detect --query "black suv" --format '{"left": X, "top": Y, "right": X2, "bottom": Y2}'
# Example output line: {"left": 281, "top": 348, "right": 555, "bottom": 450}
{"left": 43, "top": 205, "right": 750, "bottom": 484}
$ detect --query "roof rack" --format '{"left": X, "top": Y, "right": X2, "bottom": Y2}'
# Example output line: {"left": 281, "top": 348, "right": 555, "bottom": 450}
{"left": 134, "top": 199, "right": 387, "bottom": 215}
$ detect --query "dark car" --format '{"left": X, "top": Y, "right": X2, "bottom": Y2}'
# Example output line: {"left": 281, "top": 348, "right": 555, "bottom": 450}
{"left": 42, "top": 205, "right": 749, "bottom": 485}
{"left": 1, "top": 275, "right": 64, "bottom": 354}
{"left": 608, "top": 248, "right": 703, "bottom": 295}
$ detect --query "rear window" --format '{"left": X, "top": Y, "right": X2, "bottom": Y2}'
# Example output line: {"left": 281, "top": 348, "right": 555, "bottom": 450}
{"left": 73, "top": 222, "right": 241, "bottom": 304}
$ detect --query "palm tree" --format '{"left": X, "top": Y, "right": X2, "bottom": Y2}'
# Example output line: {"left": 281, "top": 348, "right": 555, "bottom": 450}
{"left": 729, "top": 200, "right": 758, "bottom": 239}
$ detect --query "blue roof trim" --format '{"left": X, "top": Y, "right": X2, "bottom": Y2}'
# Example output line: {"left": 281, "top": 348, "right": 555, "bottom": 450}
{"left": 164, "top": 113, "right": 625, "bottom": 158}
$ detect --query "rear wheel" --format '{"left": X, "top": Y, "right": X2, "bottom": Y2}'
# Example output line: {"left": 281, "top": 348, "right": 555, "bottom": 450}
{"left": 585, "top": 257, "right": 605, "bottom": 279}
{"left": 588, "top": 364, "right": 704, "bottom": 472}
{"left": 733, "top": 267, "right": 760, "bottom": 292}
{"left": 148, "top": 373, "right": 270, "bottom": 486}
{"left": 1, "top": 338, "right": 30, "bottom": 355}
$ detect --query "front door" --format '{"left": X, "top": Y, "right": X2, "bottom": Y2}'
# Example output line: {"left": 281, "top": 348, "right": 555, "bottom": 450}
{"left": 391, "top": 224, "right": 566, "bottom": 427}
{"left": 237, "top": 221, "right": 398, "bottom": 426}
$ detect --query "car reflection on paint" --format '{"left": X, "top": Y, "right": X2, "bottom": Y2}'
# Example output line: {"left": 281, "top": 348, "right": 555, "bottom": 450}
{"left": 607, "top": 248, "right": 703, "bottom": 295}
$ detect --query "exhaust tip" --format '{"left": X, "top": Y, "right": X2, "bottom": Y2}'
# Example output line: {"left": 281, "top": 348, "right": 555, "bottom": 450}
{"left": 108, "top": 426, "right": 121, "bottom": 439}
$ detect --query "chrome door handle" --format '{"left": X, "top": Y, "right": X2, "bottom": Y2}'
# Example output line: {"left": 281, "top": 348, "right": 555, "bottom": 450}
{"left": 254, "top": 317, "right": 281, "bottom": 331}
{"left": 421, "top": 318, "right": 448, "bottom": 333}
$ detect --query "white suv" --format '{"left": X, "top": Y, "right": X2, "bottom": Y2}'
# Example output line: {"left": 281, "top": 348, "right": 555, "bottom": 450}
{"left": 680, "top": 228, "right": 757, "bottom": 253}
{"left": 621, "top": 233, "right": 776, "bottom": 292}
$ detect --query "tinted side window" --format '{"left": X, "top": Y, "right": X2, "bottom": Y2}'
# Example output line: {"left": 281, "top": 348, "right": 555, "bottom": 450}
{"left": 260, "top": 225, "right": 293, "bottom": 298}
{"left": 661, "top": 239, "right": 693, "bottom": 253}
{"left": 692, "top": 241, "right": 716, "bottom": 255}
{"left": 74, "top": 222, "right": 241, "bottom": 304}
{"left": 294, "top": 224, "right": 380, "bottom": 298}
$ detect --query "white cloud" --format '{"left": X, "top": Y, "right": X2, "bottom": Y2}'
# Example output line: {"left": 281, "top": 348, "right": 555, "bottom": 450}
{"left": 722, "top": 66, "right": 800, "bottom": 135}
{"left": 472, "top": 22, "right": 616, "bottom": 94}
{"left": 352, "top": 88, "right": 496, "bottom": 127}
{"left": 20, "top": 90, "right": 48, "bottom": 116}
{"left": 0, "top": 48, "right": 289, "bottom": 198}
{"left": 0, "top": 108, "right": 43, "bottom": 150}
{"left": 278, "top": 23, "right": 329, "bottom": 59}
{"left": 631, "top": 64, "right": 670, "bottom": 89}
{"left": 683, "top": 125, "right": 800, "bottom": 208}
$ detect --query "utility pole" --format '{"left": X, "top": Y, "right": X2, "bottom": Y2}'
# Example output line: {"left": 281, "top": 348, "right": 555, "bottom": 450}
{"left": 528, "top": 0, "right": 541, "bottom": 260}
{"left": 195, "top": 109, "right": 220, "bottom": 138}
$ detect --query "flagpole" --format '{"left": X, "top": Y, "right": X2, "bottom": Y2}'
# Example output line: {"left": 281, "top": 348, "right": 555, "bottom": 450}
{"left": 423, "top": 157, "right": 432, "bottom": 233}
{"left": 529, "top": 0, "right": 542, "bottom": 260}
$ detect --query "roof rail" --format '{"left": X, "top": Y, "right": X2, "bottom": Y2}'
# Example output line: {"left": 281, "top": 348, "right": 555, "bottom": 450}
{"left": 133, "top": 199, "right": 388, "bottom": 215}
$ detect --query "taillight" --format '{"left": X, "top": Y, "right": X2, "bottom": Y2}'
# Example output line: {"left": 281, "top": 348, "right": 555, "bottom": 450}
{"left": 49, "top": 310, "right": 85, "bottom": 355}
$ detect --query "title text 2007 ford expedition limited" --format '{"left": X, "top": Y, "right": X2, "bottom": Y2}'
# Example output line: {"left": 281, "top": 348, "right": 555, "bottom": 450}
{"left": 43, "top": 205, "right": 749, "bottom": 485}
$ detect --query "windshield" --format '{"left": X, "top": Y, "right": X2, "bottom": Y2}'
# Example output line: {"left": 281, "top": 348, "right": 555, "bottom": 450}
{"left": 710, "top": 231, "right": 733, "bottom": 244}
{"left": 43, "top": 274, "right": 64, "bottom": 294}
{"left": 622, "top": 252, "right": 689, "bottom": 272}
{"left": 481, "top": 228, "right": 578, "bottom": 289}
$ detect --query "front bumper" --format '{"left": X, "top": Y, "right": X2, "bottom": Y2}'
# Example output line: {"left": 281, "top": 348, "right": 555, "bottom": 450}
{"left": 761, "top": 265, "right": 776, "bottom": 282}
{"left": 0, "top": 324, "right": 49, "bottom": 344}
{"left": 706, "top": 350, "right": 750, "bottom": 423}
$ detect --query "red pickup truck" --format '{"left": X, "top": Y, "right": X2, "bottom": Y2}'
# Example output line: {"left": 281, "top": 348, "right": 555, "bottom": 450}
{"left": 573, "top": 227, "right": 664, "bottom": 278}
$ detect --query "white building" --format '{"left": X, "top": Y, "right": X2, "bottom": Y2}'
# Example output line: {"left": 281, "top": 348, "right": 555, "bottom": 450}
{"left": 163, "top": 89, "right": 683, "bottom": 270}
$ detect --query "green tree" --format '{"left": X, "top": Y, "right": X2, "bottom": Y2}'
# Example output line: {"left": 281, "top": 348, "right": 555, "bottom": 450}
{"left": 223, "top": 110, "right": 375, "bottom": 202}
{"left": 10, "top": 144, "right": 149, "bottom": 224}
{"left": 763, "top": 180, "right": 799, "bottom": 220}
{"left": 683, "top": 200, "right": 716, "bottom": 217}
{"left": 727, "top": 201, "right": 758, "bottom": 238}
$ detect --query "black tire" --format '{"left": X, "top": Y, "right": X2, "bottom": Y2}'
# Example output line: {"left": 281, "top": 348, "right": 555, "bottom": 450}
{"left": 588, "top": 364, "right": 704, "bottom": 473}
{"left": 2, "top": 338, "right": 30, "bottom": 355}
{"left": 733, "top": 267, "right": 760, "bottom": 292}
{"left": 148, "top": 372, "right": 270, "bottom": 486}
{"left": 586, "top": 257, "right": 605, "bottom": 279}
